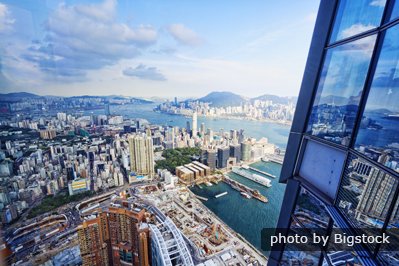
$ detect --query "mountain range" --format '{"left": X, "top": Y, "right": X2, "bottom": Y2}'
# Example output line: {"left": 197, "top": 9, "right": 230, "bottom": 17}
{"left": 0, "top": 91, "right": 298, "bottom": 107}
{"left": 197, "top": 91, "right": 297, "bottom": 107}
{"left": 0, "top": 92, "right": 153, "bottom": 104}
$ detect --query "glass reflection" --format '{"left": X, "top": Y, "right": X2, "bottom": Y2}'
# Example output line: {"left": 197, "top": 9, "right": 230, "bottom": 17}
{"left": 378, "top": 198, "right": 399, "bottom": 265}
{"left": 323, "top": 224, "right": 365, "bottom": 266}
{"left": 392, "top": 0, "right": 399, "bottom": 21}
{"left": 281, "top": 244, "right": 322, "bottom": 266}
{"left": 356, "top": 25, "right": 399, "bottom": 172}
{"left": 330, "top": 0, "right": 385, "bottom": 43}
{"left": 294, "top": 187, "right": 330, "bottom": 231}
{"left": 336, "top": 154, "right": 399, "bottom": 229}
{"left": 307, "top": 35, "right": 376, "bottom": 145}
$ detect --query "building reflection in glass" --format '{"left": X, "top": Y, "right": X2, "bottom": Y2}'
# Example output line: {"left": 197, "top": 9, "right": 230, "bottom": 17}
{"left": 355, "top": 25, "right": 399, "bottom": 172}
{"left": 336, "top": 154, "right": 399, "bottom": 229}
{"left": 330, "top": 0, "right": 386, "bottom": 43}
{"left": 307, "top": 35, "right": 376, "bottom": 146}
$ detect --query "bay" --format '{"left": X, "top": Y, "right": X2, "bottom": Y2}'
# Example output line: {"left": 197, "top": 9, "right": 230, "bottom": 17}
{"left": 87, "top": 103, "right": 290, "bottom": 148}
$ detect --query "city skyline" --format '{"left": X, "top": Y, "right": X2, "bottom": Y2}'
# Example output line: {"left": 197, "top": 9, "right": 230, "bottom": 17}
{"left": 0, "top": 0, "right": 318, "bottom": 98}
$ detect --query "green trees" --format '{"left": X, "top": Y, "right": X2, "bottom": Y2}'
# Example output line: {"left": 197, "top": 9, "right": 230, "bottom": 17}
{"left": 27, "top": 191, "right": 93, "bottom": 219}
{"left": 155, "top": 147, "right": 201, "bottom": 174}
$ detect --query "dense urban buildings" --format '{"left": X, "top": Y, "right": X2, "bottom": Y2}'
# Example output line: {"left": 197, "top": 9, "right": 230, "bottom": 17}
{"left": 271, "top": 0, "right": 399, "bottom": 265}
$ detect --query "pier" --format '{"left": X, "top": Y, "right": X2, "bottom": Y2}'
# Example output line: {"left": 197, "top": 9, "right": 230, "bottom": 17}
{"left": 194, "top": 194, "right": 208, "bottom": 201}
{"left": 222, "top": 175, "right": 268, "bottom": 203}
{"left": 248, "top": 166, "right": 276, "bottom": 178}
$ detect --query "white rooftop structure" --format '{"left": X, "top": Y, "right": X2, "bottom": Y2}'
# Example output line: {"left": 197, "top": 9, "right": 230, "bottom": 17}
{"left": 149, "top": 218, "right": 194, "bottom": 266}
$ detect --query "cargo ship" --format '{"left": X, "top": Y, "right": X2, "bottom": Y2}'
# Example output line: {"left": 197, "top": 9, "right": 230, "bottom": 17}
{"left": 232, "top": 167, "right": 272, "bottom": 188}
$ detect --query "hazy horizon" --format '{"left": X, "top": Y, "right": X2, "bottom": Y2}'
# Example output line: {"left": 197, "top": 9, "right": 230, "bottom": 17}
{"left": 0, "top": 0, "right": 319, "bottom": 98}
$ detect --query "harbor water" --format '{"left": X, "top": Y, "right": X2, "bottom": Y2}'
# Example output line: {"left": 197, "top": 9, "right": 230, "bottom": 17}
{"left": 86, "top": 103, "right": 290, "bottom": 148}
{"left": 190, "top": 161, "right": 285, "bottom": 255}
{"left": 87, "top": 103, "right": 288, "bottom": 254}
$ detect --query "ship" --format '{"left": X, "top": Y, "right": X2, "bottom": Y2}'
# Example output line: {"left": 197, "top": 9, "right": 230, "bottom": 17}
{"left": 231, "top": 167, "right": 272, "bottom": 188}
{"left": 240, "top": 192, "right": 252, "bottom": 199}
{"left": 383, "top": 113, "right": 399, "bottom": 120}
{"left": 215, "top": 192, "right": 228, "bottom": 198}
{"left": 231, "top": 184, "right": 241, "bottom": 191}
{"left": 262, "top": 155, "right": 284, "bottom": 165}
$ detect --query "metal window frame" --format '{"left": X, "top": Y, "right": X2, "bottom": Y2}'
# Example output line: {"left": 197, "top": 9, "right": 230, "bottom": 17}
{"left": 273, "top": 0, "right": 399, "bottom": 265}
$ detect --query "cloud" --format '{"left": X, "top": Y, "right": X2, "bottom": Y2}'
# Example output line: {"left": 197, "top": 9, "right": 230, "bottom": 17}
{"left": 123, "top": 64, "right": 166, "bottom": 81}
{"left": 341, "top": 23, "right": 374, "bottom": 39}
{"left": 22, "top": 0, "right": 158, "bottom": 80}
{"left": 370, "top": 0, "right": 386, "bottom": 7}
{"left": 0, "top": 3, "right": 15, "bottom": 33}
{"left": 166, "top": 24, "right": 202, "bottom": 46}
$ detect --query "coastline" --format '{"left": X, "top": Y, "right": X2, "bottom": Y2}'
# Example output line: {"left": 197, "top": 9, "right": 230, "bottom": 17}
{"left": 187, "top": 188, "right": 268, "bottom": 264}
{"left": 155, "top": 109, "right": 292, "bottom": 126}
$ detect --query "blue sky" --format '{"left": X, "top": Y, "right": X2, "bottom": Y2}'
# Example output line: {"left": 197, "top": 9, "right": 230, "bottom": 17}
{"left": 0, "top": 0, "right": 319, "bottom": 98}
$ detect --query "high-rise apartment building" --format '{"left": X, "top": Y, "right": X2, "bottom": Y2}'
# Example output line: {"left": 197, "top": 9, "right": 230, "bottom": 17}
{"left": 128, "top": 134, "right": 155, "bottom": 178}
{"left": 271, "top": 1, "right": 399, "bottom": 265}
{"left": 77, "top": 204, "right": 150, "bottom": 266}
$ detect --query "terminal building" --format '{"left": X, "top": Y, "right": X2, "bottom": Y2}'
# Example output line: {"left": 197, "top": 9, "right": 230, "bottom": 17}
{"left": 176, "top": 161, "right": 211, "bottom": 184}
{"left": 149, "top": 218, "right": 194, "bottom": 266}
{"left": 270, "top": 1, "right": 399, "bottom": 265}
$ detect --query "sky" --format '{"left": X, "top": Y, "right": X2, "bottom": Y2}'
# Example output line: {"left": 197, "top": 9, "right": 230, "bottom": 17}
{"left": 0, "top": 0, "right": 319, "bottom": 98}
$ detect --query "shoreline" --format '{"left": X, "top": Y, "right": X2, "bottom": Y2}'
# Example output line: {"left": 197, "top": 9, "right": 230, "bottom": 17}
{"left": 156, "top": 110, "right": 292, "bottom": 126}
{"left": 187, "top": 188, "right": 268, "bottom": 264}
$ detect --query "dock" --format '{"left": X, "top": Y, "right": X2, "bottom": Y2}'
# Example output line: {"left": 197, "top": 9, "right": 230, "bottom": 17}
{"left": 194, "top": 194, "right": 208, "bottom": 201}
{"left": 222, "top": 175, "right": 268, "bottom": 203}
{"left": 248, "top": 166, "right": 276, "bottom": 178}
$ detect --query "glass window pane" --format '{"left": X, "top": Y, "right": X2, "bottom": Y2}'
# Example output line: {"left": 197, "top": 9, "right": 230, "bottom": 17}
{"left": 281, "top": 244, "right": 322, "bottom": 266}
{"left": 336, "top": 153, "right": 399, "bottom": 229}
{"left": 294, "top": 187, "right": 331, "bottom": 231}
{"left": 330, "top": 0, "right": 386, "bottom": 43}
{"left": 378, "top": 192, "right": 399, "bottom": 265}
{"left": 355, "top": 25, "right": 399, "bottom": 171}
{"left": 307, "top": 35, "right": 376, "bottom": 146}
{"left": 324, "top": 223, "right": 366, "bottom": 266}
{"left": 391, "top": 0, "right": 399, "bottom": 21}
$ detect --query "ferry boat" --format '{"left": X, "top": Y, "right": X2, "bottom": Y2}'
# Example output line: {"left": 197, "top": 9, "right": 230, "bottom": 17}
{"left": 232, "top": 167, "right": 272, "bottom": 188}
{"left": 240, "top": 192, "right": 252, "bottom": 199}
{"left": 215, "top": 191, "right": 228, "bottom": 198}
{"left": 253, "top": 174, "right": 272, "bottom": 187}
{"left": 384, "top": 113, "right": 399, "bottom": 120}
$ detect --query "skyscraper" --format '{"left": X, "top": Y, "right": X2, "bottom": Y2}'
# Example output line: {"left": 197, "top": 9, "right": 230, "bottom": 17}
{"left": 241, "top": 140, "right": 251, "bottom": 162}
{"left": 77, "top": 204, "right": 150, "bottom": 266}
{"left": 271, "top": 1, "right": 399, "bottom": 265}
{"left": 105, "top": 103, "right": 111, "bottom": 116}
{"left": 217, "top": 147, "right": 230, "bottom": 169}
{"left": 192, "top": 111, "right": 197, "bottom": 137}
{"left": 128, "top": 134, "right": 155, "bottom": 178}
{"left": 78, "top": 212, "right": 110, "bottom": 266}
